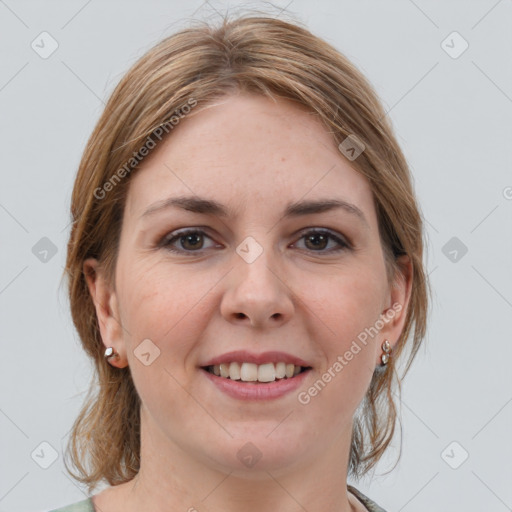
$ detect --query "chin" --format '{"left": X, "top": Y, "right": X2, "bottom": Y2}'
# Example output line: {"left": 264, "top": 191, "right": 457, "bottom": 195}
{"left": 201, "top": 431, "right": 313, "bottom": 478}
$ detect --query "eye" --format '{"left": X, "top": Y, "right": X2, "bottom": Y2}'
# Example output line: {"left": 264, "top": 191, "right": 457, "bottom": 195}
{"left": 292, "top": 228, "right": 351, "bottom": 253}
{"left": 160, "top": 229, "right": 218, "bottom": 253}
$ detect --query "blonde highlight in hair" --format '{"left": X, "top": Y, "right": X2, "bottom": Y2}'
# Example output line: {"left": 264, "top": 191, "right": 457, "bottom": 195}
{"left": 63, "top": 12, "right": 429, "bottom": 492}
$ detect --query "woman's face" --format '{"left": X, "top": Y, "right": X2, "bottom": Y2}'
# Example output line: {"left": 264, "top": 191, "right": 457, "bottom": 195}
{"left": 86, "top": 92, "right": 410, "bottom": 476}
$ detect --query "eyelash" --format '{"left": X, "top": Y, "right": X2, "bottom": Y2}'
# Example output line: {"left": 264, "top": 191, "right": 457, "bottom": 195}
{"left": 159, "top": 228, "right": 352, "bottom": 255}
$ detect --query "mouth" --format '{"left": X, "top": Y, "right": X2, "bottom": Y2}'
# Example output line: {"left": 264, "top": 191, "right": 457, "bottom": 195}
{"left": 201, "top": 362, "right": 312, "bottom": 384}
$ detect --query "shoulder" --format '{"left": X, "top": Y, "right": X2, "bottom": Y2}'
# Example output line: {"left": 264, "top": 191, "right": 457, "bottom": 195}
{"left": 348, "top": 485, "right": 389, "bottom": 512}
{"left": 47, "top": 497, "right": 95, "bottom": 512}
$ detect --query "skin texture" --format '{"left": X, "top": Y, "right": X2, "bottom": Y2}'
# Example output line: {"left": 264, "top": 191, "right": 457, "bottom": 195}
{"left": 84, "top": 92, "right": 412, "bottom": 512}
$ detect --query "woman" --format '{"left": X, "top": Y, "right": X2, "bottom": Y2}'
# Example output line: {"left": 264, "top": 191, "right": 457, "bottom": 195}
{"left": 51, "top": 13, "right": 428, "bottom": 512}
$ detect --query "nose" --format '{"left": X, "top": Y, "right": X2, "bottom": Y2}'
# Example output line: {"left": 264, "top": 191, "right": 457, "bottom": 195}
{"left": 220, "top": 243, "right": 294, "bottom": 329}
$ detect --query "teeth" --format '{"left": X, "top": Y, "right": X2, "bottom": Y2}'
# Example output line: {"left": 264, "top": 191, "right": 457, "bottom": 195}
{"left": 229, "top": 361, "right": 241, "bottom": 380}
{"left": 207, "top": 362, "right": 305, "bottom": 382}
{"left": 219, "top": 363, "right": 230, "bottom": 378}
{"left": 275, "top": 362, "right": 286, "bottom": 379}
{"left": 240, "top": 362, "right": 258, "bottom": 381}
{"left": 258, "top": 363, "right": 275, "bottom": 382}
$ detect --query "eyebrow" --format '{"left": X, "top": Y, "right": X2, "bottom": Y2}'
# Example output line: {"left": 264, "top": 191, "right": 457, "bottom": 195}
{"left": 140, "top": 195, "right": 368, "bottom": 227}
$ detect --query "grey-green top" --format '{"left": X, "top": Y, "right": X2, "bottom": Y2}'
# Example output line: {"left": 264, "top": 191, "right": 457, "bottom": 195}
{"left": 49, "top": 486, "right": 387, "bottom": 511}
{"left": 48, "top": 497, "right": 95, "bottom": 512}
{"left": 348, "top": 485, "right": 388, "bottom": 512}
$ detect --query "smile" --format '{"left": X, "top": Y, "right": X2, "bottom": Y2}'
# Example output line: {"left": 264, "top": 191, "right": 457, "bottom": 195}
{"left": 203, "top": 362, "right": 311, "bottom": 383}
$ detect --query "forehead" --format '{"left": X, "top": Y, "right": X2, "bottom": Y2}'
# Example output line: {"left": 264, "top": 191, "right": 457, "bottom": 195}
{"left": 124, "top": 93, "right": 376, "bottom": 226}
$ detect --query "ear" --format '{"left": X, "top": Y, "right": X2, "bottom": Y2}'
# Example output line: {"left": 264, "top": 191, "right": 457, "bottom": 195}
{"left": 377, "top": 255, "right": 413, "bottom": 365}
{"left": 83, "top": 258, "right": 129, "bottom": 368}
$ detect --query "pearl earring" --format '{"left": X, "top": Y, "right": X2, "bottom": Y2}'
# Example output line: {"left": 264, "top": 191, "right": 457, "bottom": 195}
{"left": 381, "top": 340, "right": 392, "bottom": 365}
{"left": 104, "top": 347, "right": 120, "bottom": 361}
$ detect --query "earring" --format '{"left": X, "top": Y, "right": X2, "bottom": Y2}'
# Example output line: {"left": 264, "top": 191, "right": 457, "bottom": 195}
{"left": 381, "top": 340, "right": 392, "bottom": 365}
{"left": 104, "top": 347, "right": 120, "bottom": 362}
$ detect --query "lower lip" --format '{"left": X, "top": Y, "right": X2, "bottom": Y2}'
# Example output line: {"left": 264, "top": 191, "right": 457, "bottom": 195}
{"left": 201, "top": 368, "right": 311, "bottom": 400}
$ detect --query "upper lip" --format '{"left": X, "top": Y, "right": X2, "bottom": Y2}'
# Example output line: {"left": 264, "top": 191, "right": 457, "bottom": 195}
{"left": 200, "top": 350, "right": 312, "bottom": 367}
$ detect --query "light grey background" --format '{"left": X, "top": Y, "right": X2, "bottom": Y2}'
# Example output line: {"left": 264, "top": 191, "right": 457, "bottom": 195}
{"left": 1, "top": 1, "right": 511, "bottom": 511}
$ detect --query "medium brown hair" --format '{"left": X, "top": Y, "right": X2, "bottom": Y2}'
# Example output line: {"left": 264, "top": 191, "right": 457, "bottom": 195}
{"left": 63, "top": 12, "right": 429, "bottom": 492}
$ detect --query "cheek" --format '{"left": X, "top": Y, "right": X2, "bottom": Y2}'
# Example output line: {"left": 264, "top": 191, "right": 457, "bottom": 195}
{"left": 305, "top": 263, "right": 387, "bottom": 404}
{"left": 316, "top": 262, "right": 387, "bottom": 342}
{"left": 115, "top": 264, "right": 209, "bottom": 415}
{"left": 116, "top": 260, "right": 214, "bottom": 359}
